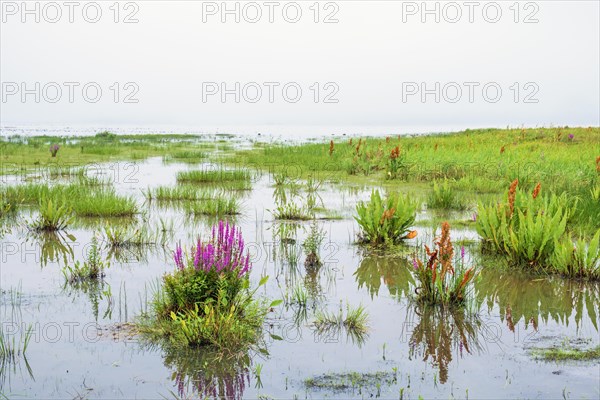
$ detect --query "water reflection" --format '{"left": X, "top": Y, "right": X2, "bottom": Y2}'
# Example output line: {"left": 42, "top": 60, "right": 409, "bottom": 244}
{"left": 475, "top": 268, "right": 600, "bottom": 331}
{"left": 27, "top": 230, "right": 76, "bottom": 267}
{"left": 354, "top": 254, "right": 414, "bottom": 299}
{"left": 155, "top": 344, "right": 251, "bottom": 399}
{"left": 406, "top": 306, "right": 483, "bottom": 384}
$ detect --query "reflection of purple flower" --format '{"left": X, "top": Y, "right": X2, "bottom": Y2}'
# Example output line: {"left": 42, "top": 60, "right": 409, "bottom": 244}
{"left": 459, "top": 341, "right": 464, "bottom": 357}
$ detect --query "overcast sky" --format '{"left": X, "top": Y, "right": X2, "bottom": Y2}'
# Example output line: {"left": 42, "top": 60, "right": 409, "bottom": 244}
{"left": 1, "top": 0, "right": 598, "bottom": 135}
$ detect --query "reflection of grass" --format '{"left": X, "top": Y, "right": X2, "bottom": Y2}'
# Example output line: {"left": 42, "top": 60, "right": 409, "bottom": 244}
{"left": 313, "top": 304, "right": 369, "bottom": 346}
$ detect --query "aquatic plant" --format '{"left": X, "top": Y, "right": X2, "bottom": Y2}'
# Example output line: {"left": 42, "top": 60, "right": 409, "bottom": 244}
{"left": 552, "top": 229, "right": 600, "bottom": 280}
{"left": 412, "top": 222, "right": 477, "bottom": 307}
{"left": 29, "top": 196, "right": 73, "bottom": 231}
{"left": 355, "top": 190, "right": 418, "bottom": 246}
{"left": 141, "top": 221, "right": 278, "bottom": 352}
{"left": 177, "top": 168, "right": 251, "bottom": 184}
{"left": 313, "top": 303, "right": 369, "bottom": 345}
{"left": 184, "top": 197, "right": 240, "bottom": 216}
{"left": 62, "top": 236, "right": 108, "bottom": 284}
{"left": 49, "top": 143, "right": 60, "bottom": 157}
{"left": 474, "top": 179, "right": 600, "bottom": 279}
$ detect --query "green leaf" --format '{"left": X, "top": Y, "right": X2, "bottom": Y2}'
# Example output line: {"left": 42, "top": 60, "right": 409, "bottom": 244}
{"left": 258, "top": 275, "right": 269, "bottom": 286}
{"left": 269, "top": 334, "right": 284, "bottom": 341}
{"left": 269, "top": 299, "right": 283, "bottom": 308}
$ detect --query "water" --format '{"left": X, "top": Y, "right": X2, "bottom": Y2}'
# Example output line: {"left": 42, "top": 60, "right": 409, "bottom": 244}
{"left": 1, "top": 156, "right": 598, "bottom": 398}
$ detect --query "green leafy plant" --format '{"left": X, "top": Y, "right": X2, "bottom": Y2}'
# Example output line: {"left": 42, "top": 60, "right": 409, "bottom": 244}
{"left": 476, "top": 180, "right": 572, "bottom": 270}
{"left": 355, "top": 190, "right": 418, "bottom": 246}
{"left": 29, "top": 196, "right": 74, "bottom": 231}
{"left": 552, "top": 229, "right": 600, "bottom": 279}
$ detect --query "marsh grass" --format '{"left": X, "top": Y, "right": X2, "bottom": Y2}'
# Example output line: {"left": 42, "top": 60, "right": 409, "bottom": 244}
{"left": 184, "top": 197, "right": 241, "bottom": 216}
{"left": 1, "top": 184, "right": 138, "bottom": 218}
{"left": 144, "top": 186, "right": 215, "bottom": 202}
{"left": 427, "top": 179, "right": 468, "bottom": 210}
{"left": 70, "top": 189, "right": 138, "bottom": 217}
{"left": 163, "top": 150, "right": 208, "bottom": 162}
{"left": 314, "top": 303, "right": 369, "bottom": 339}
{"left": 177, "top": 169, "right": 251, "bottom": 184}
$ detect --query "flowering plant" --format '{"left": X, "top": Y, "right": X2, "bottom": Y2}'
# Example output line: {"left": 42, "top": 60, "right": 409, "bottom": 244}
{"left": 49, "top": 144, "right": 60, "bottom": 157}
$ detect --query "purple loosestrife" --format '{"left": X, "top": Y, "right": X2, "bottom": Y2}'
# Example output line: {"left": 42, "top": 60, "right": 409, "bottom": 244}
{"left": 177, "top": 221, "right": 252, "bottom": 277}
{"left": 174, "top": 244, "right": 184, "bottom": 270}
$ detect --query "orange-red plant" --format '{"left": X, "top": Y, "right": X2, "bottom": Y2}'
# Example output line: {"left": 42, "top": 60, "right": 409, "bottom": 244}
{"left": 329, "top": 140, "right": 334, "bottom": 156}
{"left": 532, "top": 182, "right": 541, "bottom": 199}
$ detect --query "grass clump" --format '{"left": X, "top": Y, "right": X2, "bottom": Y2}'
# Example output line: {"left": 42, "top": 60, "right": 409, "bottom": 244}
{"left": 412, "top": 222, "right": 477, "bottom": 307}
{"left": 177, "top": 168, "right": 251, "bottom": 184}
{"left": 140, "top": 221, "right": 279, "bottom": 352}
{"left": 427, "top": 179, "right": 467, "bottom": 210}
{"left": 144, "top": 186, "right": 214, "bottom": 202}
{"left": 184, "top": 197, "right": 240, "bottom": 216}
{"left": 355, "top": 190, "right": 418, "bottom": 246}
{"left": 314, "top": 303, "right": 369, "bottom": 341}
{"left": 70, "top": 189, "right": 137, "bottom": 217}
{"left": 29, "top": 196, "right": 74, "bottom": 231}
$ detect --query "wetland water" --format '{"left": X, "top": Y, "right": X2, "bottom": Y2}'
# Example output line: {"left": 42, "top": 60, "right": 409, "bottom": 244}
{"left": 1, "top": 156, "right": 598, "bottom": 399}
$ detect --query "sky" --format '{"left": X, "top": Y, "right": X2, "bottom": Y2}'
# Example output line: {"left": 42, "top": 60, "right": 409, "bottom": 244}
{"left": 1, "top": 0, "right": 599, "bottom": 136}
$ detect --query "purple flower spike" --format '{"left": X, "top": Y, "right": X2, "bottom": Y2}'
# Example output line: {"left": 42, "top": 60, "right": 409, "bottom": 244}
{"left": 412, "top": 259, "right": 418, "bottom": 270}
{"left": 472, "top": 212, "right": 478, "bottom": 222}
{"left": 461, "top": 246, "right": 465, "bottom": 260}
{"left": 174, "top": 244, "right": 184, "bottom": 270}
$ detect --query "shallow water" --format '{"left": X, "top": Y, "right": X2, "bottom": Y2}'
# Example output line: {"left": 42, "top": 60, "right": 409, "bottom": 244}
{"left": 1, "top": 157, "right": 598, "bottom": 399}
